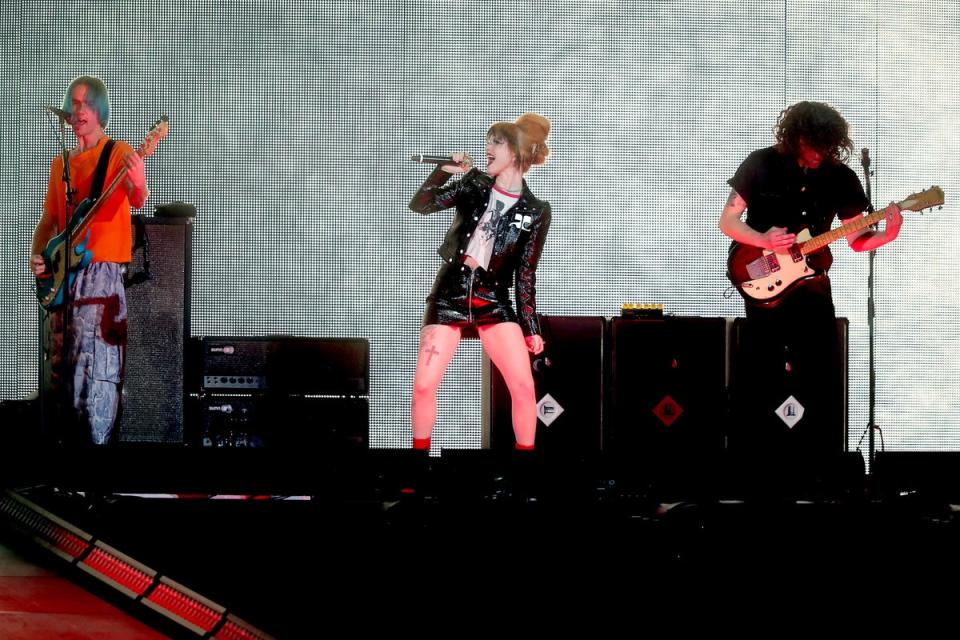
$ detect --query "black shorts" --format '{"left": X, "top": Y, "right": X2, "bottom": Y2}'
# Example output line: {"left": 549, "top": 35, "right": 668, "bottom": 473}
{"left": 423, "top": 262, "right": 516, "bottom": 337}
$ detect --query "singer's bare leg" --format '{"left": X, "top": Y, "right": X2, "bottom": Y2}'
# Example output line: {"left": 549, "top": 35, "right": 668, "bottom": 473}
{"left": 411, "top": 324, "right": 462, "bottom": 441}
{"left": 478, "top": 322, "right": 537, "bottom": 447}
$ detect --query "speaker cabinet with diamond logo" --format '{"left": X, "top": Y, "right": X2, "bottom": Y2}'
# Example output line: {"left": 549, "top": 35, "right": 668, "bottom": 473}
{"left": 607, "top": 317, "right": 727, "bottom": 459}
{"left": 728, "top": 317, "right": 848, "bottom": 455}
{"left": 486, "top": 315, "right": 605, "bottom": 453}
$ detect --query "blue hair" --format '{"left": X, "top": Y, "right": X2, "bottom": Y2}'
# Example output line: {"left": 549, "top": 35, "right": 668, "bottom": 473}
{"left": 61, "top": 75, "right": 111, "bottom": 128}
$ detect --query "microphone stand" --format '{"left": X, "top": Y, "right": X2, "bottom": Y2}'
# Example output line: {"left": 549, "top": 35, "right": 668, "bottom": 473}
{"left": 858, "top": 148, "right": 879, "bottom": 469}
{"left": 43, "top": 111, "right": 77, "bottom": 446}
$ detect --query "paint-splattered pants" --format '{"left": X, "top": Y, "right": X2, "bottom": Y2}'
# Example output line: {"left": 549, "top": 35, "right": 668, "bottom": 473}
{"left": 43, "top": 262, "right": 127, "bottom": 445}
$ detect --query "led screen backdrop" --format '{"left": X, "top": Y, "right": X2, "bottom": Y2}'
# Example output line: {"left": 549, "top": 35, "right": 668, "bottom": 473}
{"left": 2, "top": 1, "right": 957, "bottom": 454}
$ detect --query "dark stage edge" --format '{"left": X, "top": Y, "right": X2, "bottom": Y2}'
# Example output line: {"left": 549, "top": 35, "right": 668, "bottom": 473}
{"left": 5, "top": 447, "right": 960, "bottom": 634}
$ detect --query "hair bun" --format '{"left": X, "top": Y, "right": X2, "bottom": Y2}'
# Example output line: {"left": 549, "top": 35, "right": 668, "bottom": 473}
{"left": 516, "top": 112, "right": 551, "bottom": 166}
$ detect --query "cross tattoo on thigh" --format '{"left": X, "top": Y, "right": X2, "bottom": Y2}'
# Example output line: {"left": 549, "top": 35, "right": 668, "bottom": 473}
{"left": 423, "top": 344, "right": 439, "bottom": 366}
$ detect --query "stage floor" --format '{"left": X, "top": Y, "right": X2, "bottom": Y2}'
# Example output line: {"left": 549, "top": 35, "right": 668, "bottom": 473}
{"left": 4, "top": 446, "right": 960, "bottom": 635}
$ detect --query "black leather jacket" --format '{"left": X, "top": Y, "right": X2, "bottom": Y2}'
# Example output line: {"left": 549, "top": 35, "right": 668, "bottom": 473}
{"left": 409, "top": 167, "right": 551, "bottom": 336}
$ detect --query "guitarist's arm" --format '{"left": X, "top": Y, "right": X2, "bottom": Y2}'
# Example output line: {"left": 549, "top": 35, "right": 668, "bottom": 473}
{"left": 122, "top": 151, "right": 149, "bottom": 209}
{"left": 719, "top": 188, "right": 796, "bottom": 253}
{"left": 99, "top": 141, "right": 150, "bottom": 220}
{"left": 30, "top": 209, "right": 57, "bottom": 276}
{"left": 30, "top": 160, "right": 63, "bottom": 276}
{"left": 844, "top": 202, "right": 903, "bottom": 252}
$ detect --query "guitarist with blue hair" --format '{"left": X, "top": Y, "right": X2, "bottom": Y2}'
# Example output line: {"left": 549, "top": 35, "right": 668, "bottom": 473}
{"left": 30, "top": 75, "right": 150, "bottom": 445}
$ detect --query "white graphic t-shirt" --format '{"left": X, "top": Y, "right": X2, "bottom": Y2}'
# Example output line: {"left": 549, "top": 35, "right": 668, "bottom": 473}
{"left": 465, "top": 184, "right": 520, "bottom": 270}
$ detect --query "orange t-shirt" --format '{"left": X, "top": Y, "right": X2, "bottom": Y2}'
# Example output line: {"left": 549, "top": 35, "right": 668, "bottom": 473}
{"left": 43, "top": 136, "right": 137, "bottom": 263}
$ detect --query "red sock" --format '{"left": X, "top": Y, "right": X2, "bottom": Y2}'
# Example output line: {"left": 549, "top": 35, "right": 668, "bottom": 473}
{"left": 413, "top": 437, "right": 431, "bottom": 450}
{"left": 515, "top": 442, "right": 535, "bottom": 451}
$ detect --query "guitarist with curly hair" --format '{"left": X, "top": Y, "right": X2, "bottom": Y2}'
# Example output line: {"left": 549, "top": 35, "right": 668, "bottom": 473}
{"left": 719, "top": 101, "right": 903, "bottom": 454}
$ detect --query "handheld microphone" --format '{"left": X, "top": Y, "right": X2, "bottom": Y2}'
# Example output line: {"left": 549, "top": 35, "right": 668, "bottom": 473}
{"left": 410, "top": 154, "right": 455, "bottom": 164}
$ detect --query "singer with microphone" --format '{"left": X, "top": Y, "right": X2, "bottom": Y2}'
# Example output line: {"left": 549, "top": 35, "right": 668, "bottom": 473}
{"left": 31, "top": 75, "right": 150, "bottom": 446}
{"left": 408, "top": 113, "right": 552, "bottom": 452}
{"left": 719, "top": 100, "right": 902, "bottom": 454}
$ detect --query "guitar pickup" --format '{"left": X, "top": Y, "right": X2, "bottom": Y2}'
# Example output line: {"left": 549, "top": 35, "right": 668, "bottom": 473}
{"left": 746, "top": 254, "right": 780, "bottom": 280}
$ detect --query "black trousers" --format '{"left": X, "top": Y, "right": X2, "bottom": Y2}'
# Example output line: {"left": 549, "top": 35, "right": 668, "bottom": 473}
{"left": 732, "top": 280, "right": 845, "bottom": 456}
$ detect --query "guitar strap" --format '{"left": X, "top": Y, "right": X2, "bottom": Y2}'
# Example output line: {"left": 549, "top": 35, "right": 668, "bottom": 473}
{"left": 88, "top": 138, "right": 117, "bottom": 203}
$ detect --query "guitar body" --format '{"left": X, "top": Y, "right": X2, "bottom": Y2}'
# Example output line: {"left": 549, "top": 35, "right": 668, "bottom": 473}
{"left": 36, "top": 198, "right": 96, "bottom": 310}
{"left": 727, "top": 228, "right": 831, "bottom": 306}
{"left": 725, "top": 186, "right": 944, "bottom": 307}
